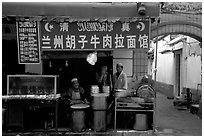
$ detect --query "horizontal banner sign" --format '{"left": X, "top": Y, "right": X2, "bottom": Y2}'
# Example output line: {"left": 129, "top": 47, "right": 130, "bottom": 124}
{"left": 41, "top": 20, "right": 150, "bottom": 50}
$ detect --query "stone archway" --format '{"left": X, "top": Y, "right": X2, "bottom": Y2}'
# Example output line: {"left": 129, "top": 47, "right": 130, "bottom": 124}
{"left": 151, "top": 21, "right": 202, "bottom": 43}
{"left": 150, "top": 20, "right": 202, "bottom": 99}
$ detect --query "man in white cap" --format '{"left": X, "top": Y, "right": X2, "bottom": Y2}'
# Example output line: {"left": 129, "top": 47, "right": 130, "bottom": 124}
{"left": 113, "top": 63, "right": 129, "bottom": 129}
{"left": 63, "top": 78, "right": 89, "bottom": 105}
{"left": 113, "top": 63, "right": 128, "bottom": 90}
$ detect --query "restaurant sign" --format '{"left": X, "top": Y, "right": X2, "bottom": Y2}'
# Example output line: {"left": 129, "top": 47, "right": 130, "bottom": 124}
{"left": 41, "top": 19, "right": 150, "bottom": 50}
{"left": 17, "top": 21, "right": 41, "bottom": 64}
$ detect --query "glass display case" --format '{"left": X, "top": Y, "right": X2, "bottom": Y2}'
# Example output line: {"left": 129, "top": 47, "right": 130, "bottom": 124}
{"left": 4, "top": 75, "right": 59, "bottom": 131}
{"left": 6, "top": 75, "right": 58, "bottom": 99}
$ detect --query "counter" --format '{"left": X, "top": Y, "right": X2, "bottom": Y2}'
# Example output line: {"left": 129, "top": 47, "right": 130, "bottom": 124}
{"left": 4, "top": 75, "right": 59, "bottom": 132}
{"left": 3, "top": 95, "right": 60, "bottom": 132}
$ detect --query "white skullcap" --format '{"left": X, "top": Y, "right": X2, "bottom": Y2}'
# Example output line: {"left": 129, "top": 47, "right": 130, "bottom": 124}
{"left": 71, "top": 78, "right": 78, "bottom": 83}
{"left": 117, "top": 63, "right": 123, "bottom": 67}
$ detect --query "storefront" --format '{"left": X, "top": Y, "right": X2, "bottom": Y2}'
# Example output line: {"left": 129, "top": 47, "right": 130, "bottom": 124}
{"left": 2, "top": 2, "right": 160, "bottom": 134}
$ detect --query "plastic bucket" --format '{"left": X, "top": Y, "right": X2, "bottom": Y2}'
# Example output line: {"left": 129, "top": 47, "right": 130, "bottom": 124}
{"left": 134, "top": 114, "right": 148, "bottom": 131}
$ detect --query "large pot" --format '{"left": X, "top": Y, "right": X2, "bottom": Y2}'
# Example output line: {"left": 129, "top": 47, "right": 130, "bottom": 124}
{"left": 115, "top": 89, "right": 132, "bottom": 98}
{"left": 70, "top": 104, "right": 90, "bottom": 132}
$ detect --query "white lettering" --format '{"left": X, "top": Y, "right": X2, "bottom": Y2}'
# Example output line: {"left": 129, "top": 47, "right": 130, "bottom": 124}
{"left": 138, "top": 34, "right": 148, "bottom": 48}
{"left": 65, "top": 35, "right": 75, "bottom": 49}
{"left": 78, "top": 35, "right": 88, "bottom": 49}
{"left": 77, "top": 22, "right": 114, "bottom": 32}
{"left": 19, "top": 21, "right": 36, "bottom": 28}
{"left": 42, "top": 35, "right": 51, "bottom": 45}
{"left": 127, "top": 35, "right": 136, "bottom": 49}
{"left": 121, "top": 23, "right": 130, "bottom": 32}
{"left": 115, "top": 34, "right": 124, "bottom": 48}
{"left": 54, "top": 35, "right": 63, "bottom": 49}
{"left": 103, "top": 34, "right": 112, "bottom": 49}
{"left": 90, "top": 35, "right": 100, "bottom": 49}
{"left": 60, "top": 22, "right": 69, "bottom": 32}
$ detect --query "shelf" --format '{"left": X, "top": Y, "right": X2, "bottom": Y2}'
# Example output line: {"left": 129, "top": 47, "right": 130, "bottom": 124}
{"left": 114, "top": 96, "right": 155, "bottom": 132}
{"left": 116, "top": 109, "right": 154, "bottom": 112}
{"left": 117, "top": 102, "right": 154, "bottom": 105}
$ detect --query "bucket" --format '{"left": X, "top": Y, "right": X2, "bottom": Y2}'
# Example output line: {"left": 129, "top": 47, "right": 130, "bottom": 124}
{"left": 198, "top": 99, "right": 202, "bottom": 119}
{"left": 91, "top": 93, "right": 108, "bottom": 110}
{"left": 93, "top": 110, "right": 106, "bottom": 132}
{"left": 134, "top": 114, "right": 148, "bottom": 131}
{"left": 70, "top": 104, "right": 90, "bottom": 132}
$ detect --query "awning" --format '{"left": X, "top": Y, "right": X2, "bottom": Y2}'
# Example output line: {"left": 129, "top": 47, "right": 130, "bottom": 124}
{"left": 2, "top": 2, "right": 160, "bottom": 18}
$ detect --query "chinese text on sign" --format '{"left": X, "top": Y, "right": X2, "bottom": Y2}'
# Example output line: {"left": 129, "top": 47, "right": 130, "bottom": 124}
{"left": 41, "top": 20, "right": 150, "bottom": 50}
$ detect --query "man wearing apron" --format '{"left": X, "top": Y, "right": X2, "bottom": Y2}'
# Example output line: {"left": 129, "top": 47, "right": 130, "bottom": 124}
{"left": 60, "top": 78, "right": 89, "bottom": 128}
{"left": 66, "top": 78, "right": 89, "bottom": 105}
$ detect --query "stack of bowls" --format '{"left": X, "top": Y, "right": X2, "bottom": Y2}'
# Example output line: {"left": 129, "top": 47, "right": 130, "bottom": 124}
{"left": 91, "top": 85, "right": 99, "bottom": 94}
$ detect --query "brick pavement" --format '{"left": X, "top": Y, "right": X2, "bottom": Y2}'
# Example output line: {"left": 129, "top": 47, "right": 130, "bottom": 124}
{"left": 155, "top": 92, "right": 202, "bottom": 136}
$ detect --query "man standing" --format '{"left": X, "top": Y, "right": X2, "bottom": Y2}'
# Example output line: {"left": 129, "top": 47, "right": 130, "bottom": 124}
{"left": 113, "top": 63, "right": 129, "bottom": 129}
{"left": 96, "top": 65, "right": 113, "bottom": 91}
{"left": 113, "top": 63, "right": 128, "bottom": 90}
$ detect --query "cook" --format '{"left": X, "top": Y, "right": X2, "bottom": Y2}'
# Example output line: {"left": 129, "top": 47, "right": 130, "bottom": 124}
{"left": 113, "top": 63, "right": 128, "bottom": 91}
{"left": 62, "top": 78, "right": 89, "bottom": 105}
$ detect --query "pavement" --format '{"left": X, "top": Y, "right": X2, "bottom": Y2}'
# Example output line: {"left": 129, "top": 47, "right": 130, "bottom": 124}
{"left": 2, "top": 92, "right": 202, "bottom": 136}
{"left": 154, "top": 92, "right": 202, "bottom": 136}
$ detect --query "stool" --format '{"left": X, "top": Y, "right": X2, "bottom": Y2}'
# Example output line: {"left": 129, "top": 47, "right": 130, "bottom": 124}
{"left": 190, "top": 104, "right": 199, "bottom": 114}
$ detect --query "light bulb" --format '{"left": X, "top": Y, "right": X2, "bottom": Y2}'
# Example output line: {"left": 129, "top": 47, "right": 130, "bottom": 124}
{"left": 65, "top": 60, "right": 69, "bottom": 67}
{"left": 49, "top": 61, "right": 52, "bottom": 67}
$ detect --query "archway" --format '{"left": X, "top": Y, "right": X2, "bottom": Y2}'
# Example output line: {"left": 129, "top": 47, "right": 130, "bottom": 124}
{"left": 151, "top": 21, "right": 202, "bottom": 43}
{"left": 150, "top": 20, "right": 202, "bottom": 99}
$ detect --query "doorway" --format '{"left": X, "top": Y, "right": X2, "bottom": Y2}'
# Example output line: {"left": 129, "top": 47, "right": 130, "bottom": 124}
{"left": 175, "top": 50, "right": 182, "bottom": 97}
{"left": 42, "top": 51, "right": 113, "bottom": 100}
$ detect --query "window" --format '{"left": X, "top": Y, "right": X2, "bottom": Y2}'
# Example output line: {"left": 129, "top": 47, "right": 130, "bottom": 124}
{"left": 134, "top": 49, "right": 148, "bottom": 77}
{"left": 113, "top": 50, "right": 133, "bottom": 77}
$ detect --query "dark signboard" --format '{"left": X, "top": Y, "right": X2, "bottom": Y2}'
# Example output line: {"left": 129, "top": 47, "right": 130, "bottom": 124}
{"left": 17, "top": 21, "right": 41, "bottom": 64}
{"left": 41, "top": 19, "right": 150, "bottom": 50}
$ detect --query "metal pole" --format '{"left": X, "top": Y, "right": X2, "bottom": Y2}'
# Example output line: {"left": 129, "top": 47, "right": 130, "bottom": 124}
{"left": 154, "top": 17, "right": 160, "bottom": 82}
{"left": 153, "top": 17, "right": 160, "bottom": 135}
{"left": 200, "top": 43, "right": 202, "bottom": 88}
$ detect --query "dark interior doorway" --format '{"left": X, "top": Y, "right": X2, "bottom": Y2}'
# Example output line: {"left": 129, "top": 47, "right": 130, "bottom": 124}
{"left": 42, "top": 51, "right": 113, "bottom": 101}
{"left": 2, "top": 39, "right": 25, "bottom": 95}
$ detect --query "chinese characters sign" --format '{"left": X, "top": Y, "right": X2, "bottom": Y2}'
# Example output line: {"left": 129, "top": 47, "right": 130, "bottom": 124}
{"left": 41, "top": 20, "right": 150, "bottom": 50}
{"left": 17, "top": 21, "right": 41, "bottom": 64}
